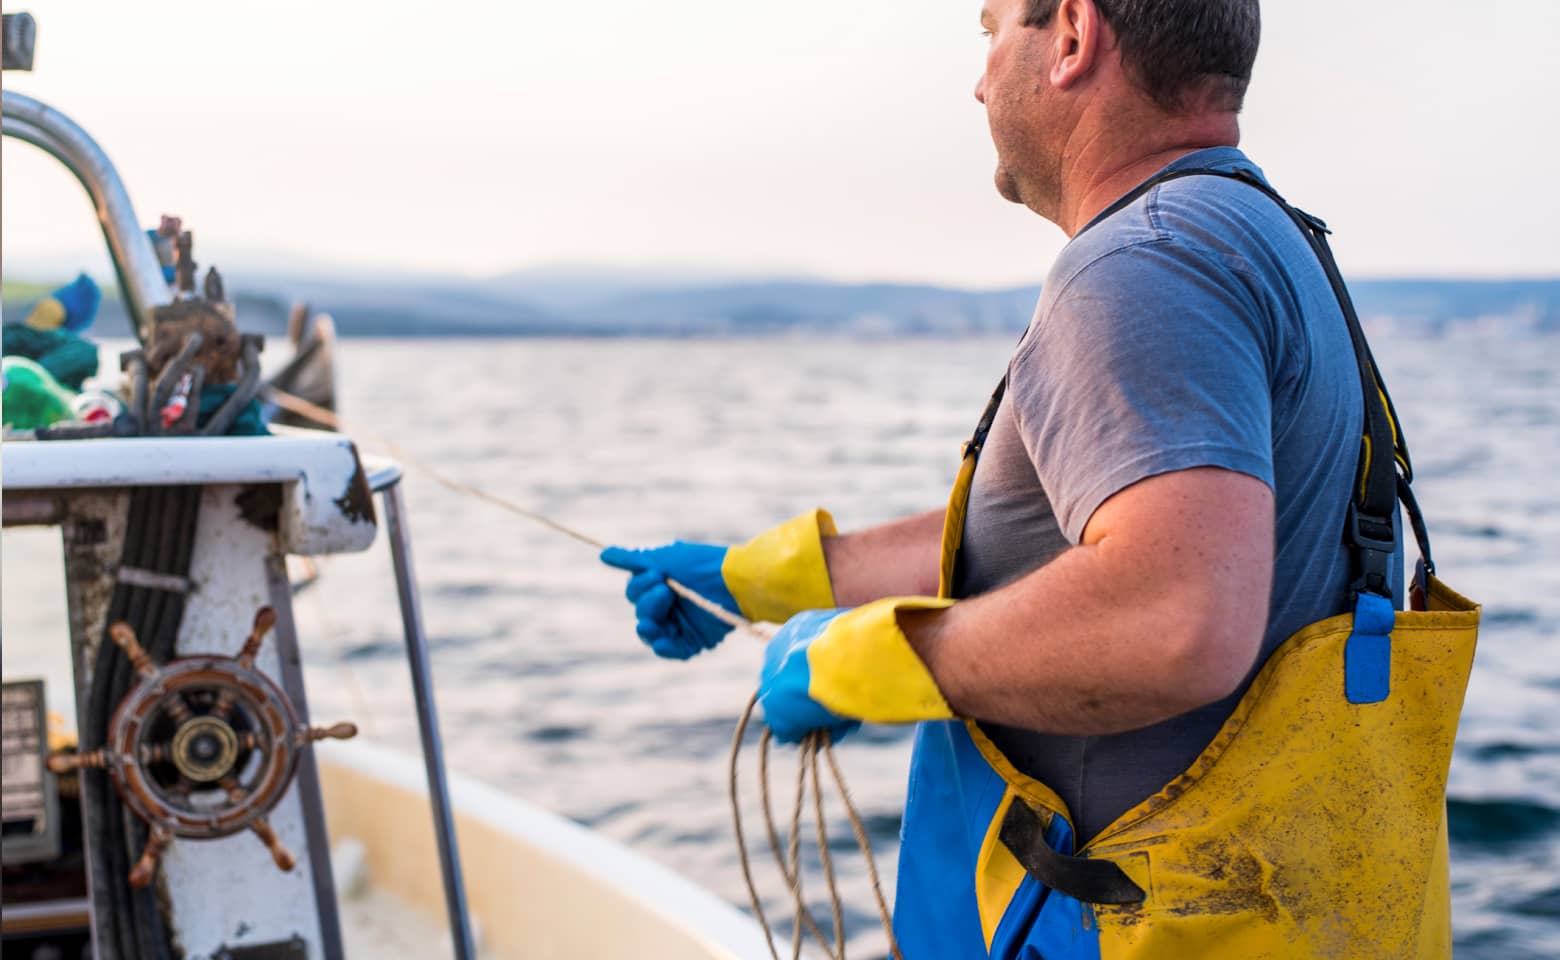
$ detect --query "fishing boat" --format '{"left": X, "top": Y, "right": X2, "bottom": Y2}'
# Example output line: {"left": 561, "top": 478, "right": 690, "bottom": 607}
{"left": 1, "top": 13, "right": 770, "bottom": 958}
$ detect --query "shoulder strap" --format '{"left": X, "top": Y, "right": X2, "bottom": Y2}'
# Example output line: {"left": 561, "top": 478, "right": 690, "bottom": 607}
{"left": 1076, "top": 165, "right": 1429, "bottom": 598}
{"left": 961, "top": 376, "right": 1008, "bottom": 460}
{"left": 1166, "top": 167, "right": 1425, "bottom": 597}
{"left": 964, "top": 166, "right": 1430, "bottom": 597}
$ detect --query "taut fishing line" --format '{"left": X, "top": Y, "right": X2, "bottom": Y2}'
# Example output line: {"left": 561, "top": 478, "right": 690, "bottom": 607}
{"left": 266, "top": 385, "right": 903, "bottom": 959}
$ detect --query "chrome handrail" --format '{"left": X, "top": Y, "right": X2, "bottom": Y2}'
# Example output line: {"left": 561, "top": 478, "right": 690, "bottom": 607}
{"left": 376, "top": 472, "right": 477, "bottom": 960}
{"left": 2, "top": 89, "right": 170, "bottom": 342}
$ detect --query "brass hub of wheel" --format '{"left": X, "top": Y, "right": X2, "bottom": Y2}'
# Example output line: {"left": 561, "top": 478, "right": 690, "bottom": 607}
{"left": 171, "top": 715, "right": 240, "bottom": 782}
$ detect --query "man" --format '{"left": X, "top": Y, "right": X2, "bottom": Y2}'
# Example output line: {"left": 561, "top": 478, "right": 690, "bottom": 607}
{"left": 604, "top": 1, "right": 1478, "bottom": 956}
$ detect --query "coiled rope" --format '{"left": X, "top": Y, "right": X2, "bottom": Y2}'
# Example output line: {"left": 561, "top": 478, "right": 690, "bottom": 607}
{"left": 266, "top": 386, "right": 903, "bottom": 960}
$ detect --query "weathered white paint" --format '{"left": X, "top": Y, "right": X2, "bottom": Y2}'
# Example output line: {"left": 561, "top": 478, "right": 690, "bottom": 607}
{"left": 159, "top": 789, "right": 324, "bottom": 958}
{"left": 1, "top": 433, "right": 377, "bottom": 555}
{"left": 160, "top": 483, "right": 329, "bottom": 960}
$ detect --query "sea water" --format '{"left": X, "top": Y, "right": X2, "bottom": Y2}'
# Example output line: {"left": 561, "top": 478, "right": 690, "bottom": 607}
{"left": 4, "top": 333, "right": 1557, "bottom": 957}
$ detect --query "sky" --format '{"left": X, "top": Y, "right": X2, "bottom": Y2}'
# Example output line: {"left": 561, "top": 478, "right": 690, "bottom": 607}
{"left": 2, "top": 0, "right": 1558, "bottom": 289}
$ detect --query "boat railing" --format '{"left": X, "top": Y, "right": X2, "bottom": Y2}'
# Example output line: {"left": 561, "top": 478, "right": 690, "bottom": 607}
{"left": 2, "top": 88, "right": 170, "bottom": 343}
{"left": 367, "top": 456, "right": 478, "bottom": 960}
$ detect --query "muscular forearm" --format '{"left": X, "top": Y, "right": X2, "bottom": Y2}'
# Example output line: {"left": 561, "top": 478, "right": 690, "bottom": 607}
{"left": 900, "top": 546, "right": 1225, "bottom": 734}
{"left": 822, "top": 508, "right": 943, "bottom": 606}
{"left": 901, "top": 468, "right": 1273, "bottom": 736}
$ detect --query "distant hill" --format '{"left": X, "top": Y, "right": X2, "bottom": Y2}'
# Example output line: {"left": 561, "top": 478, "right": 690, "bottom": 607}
{"left": 1349, "top": 279, "right": 1560, "bottom": 337}
{"left": 5, "top": 268, "right": 1557, "bottom": 339}
{"left": 561, "top": 281, "right": 1041, "bottom": 336}
{"left": 230, "top": 273, "right": 1560, "bottom": 339}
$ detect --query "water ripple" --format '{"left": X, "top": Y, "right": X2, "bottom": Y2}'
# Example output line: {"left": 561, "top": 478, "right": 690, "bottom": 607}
{"left": 1448, "top": 797, "right": 1560, "bottom": 849}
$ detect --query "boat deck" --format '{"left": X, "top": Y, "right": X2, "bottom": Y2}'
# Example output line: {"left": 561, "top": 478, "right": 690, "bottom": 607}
{"left": 342, "top": 885, "right": 491, "bottom": 959}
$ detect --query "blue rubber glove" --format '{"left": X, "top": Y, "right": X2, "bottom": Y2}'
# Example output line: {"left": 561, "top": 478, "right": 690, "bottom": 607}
{"left": 599, "top": 542, "right": 742, "bottom": 660}
{"left": 758, "top": 609, "right": 861, "bottom": 745}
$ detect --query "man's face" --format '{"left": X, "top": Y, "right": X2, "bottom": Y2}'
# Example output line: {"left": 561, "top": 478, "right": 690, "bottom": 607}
{"left": 976, "top": 0, "right": 1065, "bottom": 214}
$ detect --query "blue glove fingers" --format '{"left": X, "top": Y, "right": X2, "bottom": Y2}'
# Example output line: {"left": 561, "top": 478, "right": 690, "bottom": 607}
{"left": 600, "top": 545, "right": 652, "bottom": 575}
{"left": 603, "top": 540, "right": 737, "bottom": 659}
{"left": 669, "top": 599, "right": 722, "bottom": 651}
{"left": 634, "top": 581, "right": 676, "bottom": 623}
{"left": 758, "top": 609, "right": 857, "bottom": 744}
{"left": 760, "top": 687, "right": 857, "bottom": 744}
{"left": 766, "top": 715, "right": 860, "bottom": 746}
{"left": 639, "top": 619, "right": 697, "bottom": 659}
{"left": 624, "top": 568, "right": 665, "bottom": 604}
{"left": 826, "top": 719, "right": 861, "bottom": 745}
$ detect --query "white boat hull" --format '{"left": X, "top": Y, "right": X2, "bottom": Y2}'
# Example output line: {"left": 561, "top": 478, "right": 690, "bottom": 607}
{"left": 319, "top": 740, "right": 769, "bottom": 960}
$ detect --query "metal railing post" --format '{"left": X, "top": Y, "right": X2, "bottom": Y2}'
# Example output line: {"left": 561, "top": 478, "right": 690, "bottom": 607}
{"left": 379, "top": 478, "right": 476, "bottom": 960}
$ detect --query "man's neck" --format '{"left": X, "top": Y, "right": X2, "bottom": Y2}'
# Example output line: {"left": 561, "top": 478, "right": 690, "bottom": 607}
{"left": 1055, "top": 111, "right": 1241, "bottom": 236}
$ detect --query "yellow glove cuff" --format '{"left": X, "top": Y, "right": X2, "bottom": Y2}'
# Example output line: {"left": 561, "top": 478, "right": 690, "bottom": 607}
{"left": 808, "top": 596, "right": 956, "bottom": 724}
{"left": 722, "top": 509, "right": 838, "bottom": 624}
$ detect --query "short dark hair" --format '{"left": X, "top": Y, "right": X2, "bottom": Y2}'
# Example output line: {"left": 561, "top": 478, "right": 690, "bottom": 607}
{"left": 1024, "top": 0, "right": 1260, "bottom": 113}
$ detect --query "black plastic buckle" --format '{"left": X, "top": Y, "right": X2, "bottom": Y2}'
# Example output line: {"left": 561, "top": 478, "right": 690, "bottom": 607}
{"left": 1345, "top": 503, "right": 1395, "bottom": 599}
{"left": 1294, "top": 206, "right": 1333, "bottom": 235}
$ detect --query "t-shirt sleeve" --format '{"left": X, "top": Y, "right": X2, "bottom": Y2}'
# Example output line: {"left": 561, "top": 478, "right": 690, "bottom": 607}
{"left": 1010, "top": 238, "right": 1276, "bottom": 544}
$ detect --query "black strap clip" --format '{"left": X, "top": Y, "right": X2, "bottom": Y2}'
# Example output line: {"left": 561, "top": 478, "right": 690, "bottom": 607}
{"left": 999, "top": 800, "right": 1145, "bottom": 906}
{"left": 1292, "top": 206, "right": 1333, "bottom": 235}
{"left": 1345, "top": 502, "right": 1395, "bottom": 599}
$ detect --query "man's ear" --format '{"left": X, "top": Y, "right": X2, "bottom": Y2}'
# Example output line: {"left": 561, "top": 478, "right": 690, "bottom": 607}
{"left": 1049, "top": 0, "right": 1106, "bottom": 90}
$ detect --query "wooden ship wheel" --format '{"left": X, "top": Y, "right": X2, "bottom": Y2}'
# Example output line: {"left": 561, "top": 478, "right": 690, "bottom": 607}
{"left": 48, "top": 607, "right": 356, "bottom": 888}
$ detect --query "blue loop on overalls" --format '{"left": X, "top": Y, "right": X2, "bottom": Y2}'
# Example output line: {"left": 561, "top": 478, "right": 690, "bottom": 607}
{"left": 1344, "top": 592, "right": 1395, "bottom": 704}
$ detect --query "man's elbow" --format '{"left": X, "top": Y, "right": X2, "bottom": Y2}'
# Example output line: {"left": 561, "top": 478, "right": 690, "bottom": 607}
{"left": 1159, "top": 610, "right": 1265, "bottom": 712}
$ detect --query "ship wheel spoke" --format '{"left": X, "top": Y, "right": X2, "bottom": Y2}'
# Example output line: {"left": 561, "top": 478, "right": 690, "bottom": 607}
{"left": 211, "top": 687, "right": 238, "bottom": 721}
{"left": 139, "top": 740, "right": 175, "bottom": 765}
{"left": 237, "top": 606, "right": 277, "bottom": 670}
{"left": 296, "top": 722, "right": 358, "bottom": 747}
{"left": 219, "top": 775, "right": 250, "bottom": 804}
{"left": 250, "top": 816, "right": 296, "bottom": 872}
{"left": 46, "top": 748, "right": 110, "bottom": 774}
{"left": 110, "top": 621, "right": 161, "bottom": 681}
{"left": 129, "top": 825, "right": 174, "bottom": 889}
{"left": 164, "top": 693, "right": 197, "bottom": 726}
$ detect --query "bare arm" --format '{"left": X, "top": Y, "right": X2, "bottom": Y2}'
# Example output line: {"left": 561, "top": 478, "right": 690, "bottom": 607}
{"left": 901, "top": 467, "right": 1273, "bottom": 735}
{"left": 822, "top": 508, "right": 944, "bottom": 606}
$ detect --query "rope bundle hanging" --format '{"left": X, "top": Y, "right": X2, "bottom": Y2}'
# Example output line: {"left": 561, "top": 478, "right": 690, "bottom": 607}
{"left": 730, "top": 697, "right": 902, "bottom": 960}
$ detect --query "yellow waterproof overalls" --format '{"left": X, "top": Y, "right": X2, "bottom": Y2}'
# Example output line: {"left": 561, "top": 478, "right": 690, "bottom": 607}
{"left": 890, "top": 169, "right": 1482, "bottom": 959}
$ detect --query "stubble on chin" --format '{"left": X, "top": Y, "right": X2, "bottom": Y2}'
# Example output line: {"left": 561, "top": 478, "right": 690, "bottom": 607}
{"left": 994, "top": 165, "right": 1024, "bottom": 204}
{"left": 994, "top": 148, "right": 1065, "bottom": 223}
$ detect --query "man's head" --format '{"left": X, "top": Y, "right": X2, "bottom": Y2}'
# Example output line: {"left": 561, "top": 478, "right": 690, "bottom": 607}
{"left": 976, "top": 0, "right": 1260, "bottom": 226}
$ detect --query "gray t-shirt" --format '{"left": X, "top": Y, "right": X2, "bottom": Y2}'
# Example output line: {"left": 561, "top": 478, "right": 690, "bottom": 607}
{"left": 953, "top": 147, "right": 1401, "bottom": 843}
